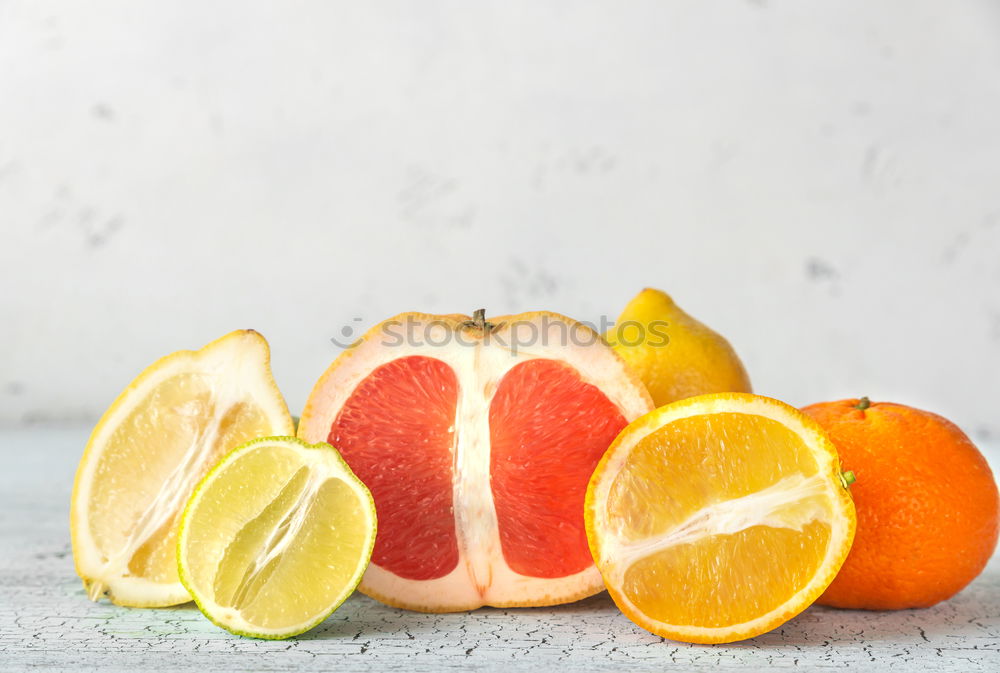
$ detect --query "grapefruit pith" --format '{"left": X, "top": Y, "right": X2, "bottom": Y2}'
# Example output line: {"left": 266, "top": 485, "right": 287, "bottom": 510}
{"left": 298, "top": 310, "right": 653, "bottom": 611}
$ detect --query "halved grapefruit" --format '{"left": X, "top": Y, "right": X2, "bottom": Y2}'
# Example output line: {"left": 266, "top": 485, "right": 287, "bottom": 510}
{"left": 298, "top": 310, "right": 653, "bottom": 611}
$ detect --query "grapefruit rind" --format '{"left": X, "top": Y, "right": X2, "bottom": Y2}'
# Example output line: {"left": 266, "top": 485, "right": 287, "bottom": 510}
{"left": 585, "top": 393, "right": 856, "bottom": 644}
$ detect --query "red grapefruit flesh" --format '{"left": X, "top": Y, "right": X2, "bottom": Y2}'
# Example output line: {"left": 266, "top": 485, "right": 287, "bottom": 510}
{"left": 490, "top": 359, "right": 628, "bottom": 578}
{"left": 328, "top": 356, "right": 459, "bottom": 581}
{"left": 298, "top": 311, "right": 653, "bottom": 611}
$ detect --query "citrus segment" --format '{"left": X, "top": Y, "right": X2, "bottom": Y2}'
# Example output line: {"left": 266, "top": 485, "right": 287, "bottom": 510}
{"left": 586, "top": 393, "right": 855, "bottom": 643}
{"left": 328, "top": 355, "right": 459, "bottom": 581}
{"left": 489, "top": 359, "right": 627, "bottom": 578}
{"left": 621, "top": 520, "right": 832, "bottom": 629}
{"left": 605, "top": 413, "right": 824, "bottom": 541}
{"left": 178, "top": 437, "right": 376, "bottom": 639}
{"left": 71, "top": 331, "right": 294, "bottom": 607}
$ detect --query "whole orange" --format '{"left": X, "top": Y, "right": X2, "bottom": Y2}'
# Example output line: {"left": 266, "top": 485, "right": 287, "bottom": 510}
{"left": 801, "top": 397, "right": 998, "bottom": 609}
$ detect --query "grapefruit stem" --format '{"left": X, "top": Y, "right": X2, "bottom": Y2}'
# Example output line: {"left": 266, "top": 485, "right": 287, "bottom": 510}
{"left": 854, "top": 397, "right": 871, "bottom": 411}
{"left": 466, "top": 308, "right": 494, "bottom": 332}
{"left": 840, "top": 470, "right": 857, "bottom": 488}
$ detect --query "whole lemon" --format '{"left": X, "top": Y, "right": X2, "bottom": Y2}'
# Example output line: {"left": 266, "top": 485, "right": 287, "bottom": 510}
{"left": 605, "top": 288, "right": 752, "bottom": 407}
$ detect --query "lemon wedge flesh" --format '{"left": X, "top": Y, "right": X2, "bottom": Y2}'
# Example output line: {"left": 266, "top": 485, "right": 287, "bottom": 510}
{"left": 178, "top": 436, "right": 376, "bottom": 639}
{"left": 71, "top": 330, "right": 294, "bottom": 607}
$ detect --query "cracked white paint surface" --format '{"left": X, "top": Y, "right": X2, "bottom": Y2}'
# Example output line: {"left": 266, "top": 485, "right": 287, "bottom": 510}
{"left": 3, "top": 430, "right": 998, "bottom": 672}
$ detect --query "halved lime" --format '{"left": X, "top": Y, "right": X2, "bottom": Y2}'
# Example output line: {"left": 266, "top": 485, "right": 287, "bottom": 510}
{"left": 177, "top": 436, "right": 376, "bottom": 639}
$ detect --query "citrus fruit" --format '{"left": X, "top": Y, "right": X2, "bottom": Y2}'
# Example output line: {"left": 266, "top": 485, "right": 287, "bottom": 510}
{"left": 71, "top": 330, "right": 294, "bottom": 607}
{"left": 605, "top": 288, "right": 752, "bottom": 407}
{"left": 586, "top": 393, "right": 856, "bottom": 644}
{"left": 802, "top": 397, "right": 999, "bottom": 609}
{"left": 177, "top": 436, "right": 376, "bottom": 639}
{"left": 297, "top": 309, "right": 653, "bottom": 611}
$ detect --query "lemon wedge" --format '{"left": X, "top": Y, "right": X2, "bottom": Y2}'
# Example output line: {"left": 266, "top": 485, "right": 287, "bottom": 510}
{"left": 71, "top": 330, "right": 294, "bottom": 607}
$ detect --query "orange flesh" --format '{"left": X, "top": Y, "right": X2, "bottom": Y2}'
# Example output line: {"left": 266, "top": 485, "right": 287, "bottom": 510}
{"left": 606, "top": 413, "right": 832, "bottom": 627}
{"left": 329, "top": 356, "right": 459, "bottom": 580}
{"left": 490, "top": 360, "right": 627, "bottom": 578}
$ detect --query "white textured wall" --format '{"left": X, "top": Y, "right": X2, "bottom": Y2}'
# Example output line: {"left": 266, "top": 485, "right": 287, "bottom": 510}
{"left": 1, "top": 1, "right": 999, "bottom": 442}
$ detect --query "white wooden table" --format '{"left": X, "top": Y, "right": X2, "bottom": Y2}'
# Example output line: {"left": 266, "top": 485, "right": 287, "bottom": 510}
{"left": 2, "top": 429, "right": 997, "bottom": 672}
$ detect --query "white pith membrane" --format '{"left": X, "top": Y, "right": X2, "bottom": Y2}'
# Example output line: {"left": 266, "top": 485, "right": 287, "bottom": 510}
{"left": 177, "top": 439, "right": 376, "bottom": 638}
{"left": 71, "top": 332, "right": 294, "bottom": 607}
{"left": 598, "top": 472, "right": 830, "bottom": 580}
{"left": 588, "top": 395, "right": 853, "bottom": 641}
{"left": 298, "top": 313, "right": 653, "bottom": 611}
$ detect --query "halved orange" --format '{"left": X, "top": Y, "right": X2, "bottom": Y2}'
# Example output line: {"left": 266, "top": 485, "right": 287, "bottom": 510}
{"left": 298, "top": 310, "right": 653, "bottom": 611}
{"left": 586, "top": 393, "right": 856, "bottom": 644}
